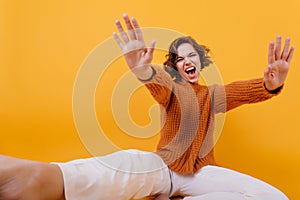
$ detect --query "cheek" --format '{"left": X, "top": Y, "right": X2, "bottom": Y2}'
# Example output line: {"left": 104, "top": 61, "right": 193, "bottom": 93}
{"left": 193, "top": 57, "right": 202, "bottom": 68}
{"left": 176, "top": 64, "right": 184, "bottom": 73}
{"left": 175, "top": 62, "right": 182, "bottom": 70}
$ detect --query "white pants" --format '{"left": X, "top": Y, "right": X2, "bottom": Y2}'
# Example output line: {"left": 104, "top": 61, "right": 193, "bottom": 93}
{"left": 170, "top": 165, "right": 289, "bottom": 200}
{"left": 54, "top": 150, "right": 288, "bottom": 200}
{"left": 54, "top": 150, "right": 171, "bottom": 200}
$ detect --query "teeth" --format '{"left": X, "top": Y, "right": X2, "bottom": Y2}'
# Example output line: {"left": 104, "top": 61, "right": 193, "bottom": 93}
{"left": 185, "top": 67, "right": 195, "bottom": 72}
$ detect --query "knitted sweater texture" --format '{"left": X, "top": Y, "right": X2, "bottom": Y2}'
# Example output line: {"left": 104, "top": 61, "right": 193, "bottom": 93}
{"left": 141, "top": 65, "right": 280, "bottom": 174}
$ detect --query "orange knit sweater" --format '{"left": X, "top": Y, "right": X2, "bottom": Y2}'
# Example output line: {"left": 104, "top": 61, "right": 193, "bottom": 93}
{"left": 141, "top": 65, "right": 280, "bottom": 174}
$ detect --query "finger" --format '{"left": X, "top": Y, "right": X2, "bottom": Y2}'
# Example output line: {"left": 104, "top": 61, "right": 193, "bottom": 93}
{"left": 264, "top": 67, "right": 272, "bottom": 86}
{"left": 264, "top": 65, "right": 270, "bottom": 77}
{"left": 275, "top": 35, "right": 281, "bottom": 60}
{"left": 131, "top": 17, "right": 145, "bottom": 42}
{"left": 123, "top": 13, "right": 137, "bottom": 40}
{"left": 268, "top": 40, "right": 275, "bottom": 64}
{"left": 264, "top": 66, "right": 276, "bottom": 82}
{"left": 113, "top": 32, "right": 124, "bottom": 50}
{"left": 281, "top": 37, "right": 291, "bottom": 60}
{"left": 115, "top": 19, "right": 129, "bottom": 43}
{"left": 287, "top": 46, "right": 295, "bottom": 63}
{"left": 147, "top": 39, "right": 156, "bottom": 55}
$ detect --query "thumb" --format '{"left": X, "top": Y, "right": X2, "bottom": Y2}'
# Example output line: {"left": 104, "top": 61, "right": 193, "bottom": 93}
{"left": 264, "top": 66, "right": 271, "bottom": 78}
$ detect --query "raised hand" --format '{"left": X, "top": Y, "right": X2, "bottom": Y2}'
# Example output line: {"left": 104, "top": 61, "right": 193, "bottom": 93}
{"left": 264, "top": 35, "right": 295, "bottom": 91}
{"left": 113, "top": 14, "right": 156, "bottom": 79}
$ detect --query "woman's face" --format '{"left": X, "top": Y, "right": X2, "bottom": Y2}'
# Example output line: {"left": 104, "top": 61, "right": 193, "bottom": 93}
{"left": 175, "top": 43, "right": 201, "bottom": 83}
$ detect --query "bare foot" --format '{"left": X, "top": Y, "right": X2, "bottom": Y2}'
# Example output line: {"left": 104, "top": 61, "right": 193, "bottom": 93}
{"left": 0, "top": 155, "right": 65, "bottom": 200}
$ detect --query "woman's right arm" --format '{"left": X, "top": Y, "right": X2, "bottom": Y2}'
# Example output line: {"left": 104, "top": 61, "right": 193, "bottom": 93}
{"left": 113, "top": 13, "right": 155, "bottom": 80}
{"left": 140, "top": 65, "right": 173, "bottom": 108}
{"left": 113, "top": 14, "right": 173, "bottom": 107}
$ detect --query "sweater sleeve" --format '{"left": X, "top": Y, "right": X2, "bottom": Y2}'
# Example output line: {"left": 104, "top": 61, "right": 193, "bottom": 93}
{"left": 210, "top": 78, "right": 283, "bottom": 113}
{"left": 139, "top": 65, "right": 174, "bottom": 108}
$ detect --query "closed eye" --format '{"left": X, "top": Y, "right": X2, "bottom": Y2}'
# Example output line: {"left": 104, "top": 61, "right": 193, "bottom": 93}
{"left": 188, "top": 53, "right": 197, "bottom": 57}
{"left": 175, "top": 53, "right": 197, "bottom": 63}
{"left": 175, "top": 57, "right": 184, "bottom": 63}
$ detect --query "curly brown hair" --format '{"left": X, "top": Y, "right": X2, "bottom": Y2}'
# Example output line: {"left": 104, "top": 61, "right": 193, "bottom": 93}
{"left": 163, "top": 36, "right": 213, "bottom": 81}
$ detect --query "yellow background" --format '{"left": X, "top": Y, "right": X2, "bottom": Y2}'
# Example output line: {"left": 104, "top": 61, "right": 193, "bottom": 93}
{"left": 1, "top": 0, "right": 299, "bottom": 198}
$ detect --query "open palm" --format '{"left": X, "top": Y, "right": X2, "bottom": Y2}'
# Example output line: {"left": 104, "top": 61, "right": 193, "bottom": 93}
{"left": 113, "top": 14, "right": 155, "bottom": 70}
{"left": 264, "top": 35, "right": 295, "bottom": 91}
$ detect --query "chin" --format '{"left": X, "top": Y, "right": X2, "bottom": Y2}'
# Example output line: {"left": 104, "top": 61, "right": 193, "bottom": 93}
{"left": 189, "top": 80, "right": 198, "bottom": 83}
{"left": 187, "top": 78, "right": 199, "bottom": 83}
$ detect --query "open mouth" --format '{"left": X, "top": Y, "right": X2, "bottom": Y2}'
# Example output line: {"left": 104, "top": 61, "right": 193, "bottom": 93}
{"left": 185, "top": 67, "right": 196, "bottom": 75}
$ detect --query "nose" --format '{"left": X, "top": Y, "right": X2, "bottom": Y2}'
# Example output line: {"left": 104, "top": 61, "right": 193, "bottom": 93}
{"left": 184, "top": 57, "right": 192, "bottom": 65}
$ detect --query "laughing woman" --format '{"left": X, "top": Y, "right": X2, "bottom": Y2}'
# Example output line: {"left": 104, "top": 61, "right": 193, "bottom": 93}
{"left": 112, "top": 14, "right": 294, "bottom": 199}
{"left": 0, "top": 14, "right": 294, "bottom": 200}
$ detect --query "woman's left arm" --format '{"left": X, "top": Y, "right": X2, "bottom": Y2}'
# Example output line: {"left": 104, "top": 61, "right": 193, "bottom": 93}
{"left": 212, "top": 35, "right": 295, "bottom": 113}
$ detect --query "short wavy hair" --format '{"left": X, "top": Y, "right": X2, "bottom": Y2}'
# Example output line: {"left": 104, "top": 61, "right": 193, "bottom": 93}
{"left": 163, "top": 36, "right": 213, "bottom": 81}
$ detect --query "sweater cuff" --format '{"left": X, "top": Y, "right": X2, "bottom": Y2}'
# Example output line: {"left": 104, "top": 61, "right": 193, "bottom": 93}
{"left": 264, "top": 83, "right": 284, "bottom": 94}
{"left": 137, "top": 66, "right": 156, "bottom": 82}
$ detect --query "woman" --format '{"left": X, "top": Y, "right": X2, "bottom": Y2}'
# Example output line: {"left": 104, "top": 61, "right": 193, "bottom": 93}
{"left": 112, "top": 14, "right": 294, "bottom": 199}
{"left": 0, "top": 14, "right": 294, "bottom": 200}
